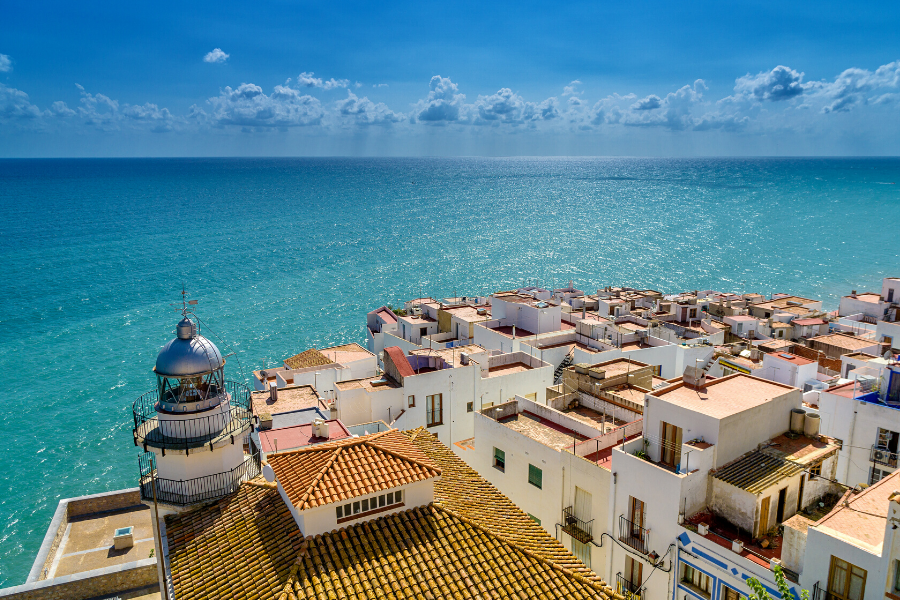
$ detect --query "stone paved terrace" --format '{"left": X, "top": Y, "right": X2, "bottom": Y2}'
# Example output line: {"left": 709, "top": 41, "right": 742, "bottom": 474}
{"left": 498, "top": 411, "right": 587, "bottom": 451}
{"left": 49, "top": 505, "right": 155, "bottom": 579}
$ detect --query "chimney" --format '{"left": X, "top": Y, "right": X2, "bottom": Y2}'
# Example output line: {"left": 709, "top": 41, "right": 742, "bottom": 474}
{"left": 312, "top": 418, "right": 330, "bottom": 439}
{"left": 851, "top": 290, "right": 857, "bottom": 298}
{"left": 269, "top": 383, "right": 278, "bottom": 404}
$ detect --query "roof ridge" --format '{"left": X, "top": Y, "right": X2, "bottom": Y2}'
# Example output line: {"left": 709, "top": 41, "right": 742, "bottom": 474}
{"left": 364, "top": 433, "right": 442, "bottom": 476}
{"left": 296, "top": 447, "right": 344, "bottom": 509}
{"left": 268, "top": 429, "right": 392, "bottom": 458}
{"left": 433, "top": 503, "right": 616, "bottom": 598}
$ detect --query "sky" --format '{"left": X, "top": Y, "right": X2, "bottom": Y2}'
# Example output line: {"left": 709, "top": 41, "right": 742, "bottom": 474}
{"left": 2, "top": 0, "right": 900, "bottom": 157}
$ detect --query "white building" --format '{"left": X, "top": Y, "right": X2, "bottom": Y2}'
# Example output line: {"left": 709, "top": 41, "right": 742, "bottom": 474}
{"left": 760, "top": 351, "right": 819, "bottom": 388}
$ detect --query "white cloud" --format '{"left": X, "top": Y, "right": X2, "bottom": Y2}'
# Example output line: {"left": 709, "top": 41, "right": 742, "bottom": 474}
{"left": 373, "top": 83, "right": 389, "bottom": 88}
{"left": 734, "top": 66, "right": 805, "bottom": 102}
{"left": 203, "top": 48, "right": 230, "bottom": 64}
{"left": 0, "top": 84, "right": 41, "bottom": 121}
{"left": 336, "top": 91, "right": 402, "bottom": 125}
{"left": 295, "top": 72, "right": 349, "bottom": 90}
{"left": 207, "top": 83, "right": 324, "bottom": 128}
{"left": 0, "top": 54, "right": 11, "bottom": 73}
{"left": 414, "top": 76, "right": 466, "bottom": 123}
{"left": 563, "top": 80, "right": 582, "bottom": 96}
{"left": 631, "top": 95, "right": 662, "bottom": 110}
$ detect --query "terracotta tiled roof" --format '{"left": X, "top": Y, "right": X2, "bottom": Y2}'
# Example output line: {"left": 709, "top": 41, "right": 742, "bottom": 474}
{"left": 165, "top": 479, "right": 303, "bottom": 600}
{"left": 284, "top": 348, "right": 334, "bottom": 370}
{"left": 404, "top": 428, "right": 610, "bottom": 585}
{"left": 383, "top": 346, "right": 415, "bottom": 378}
{"left": 267, "top": 429, "right": 441, "bottom": 510}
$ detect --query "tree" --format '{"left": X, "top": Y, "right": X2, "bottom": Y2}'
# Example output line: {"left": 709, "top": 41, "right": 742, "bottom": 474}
{"left": 747, "top": 565, "right": 809, "bottom": 600}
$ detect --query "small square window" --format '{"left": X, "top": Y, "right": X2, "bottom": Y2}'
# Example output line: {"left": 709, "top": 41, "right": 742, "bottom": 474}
{"left": 362, "top": 498, "right": 369, "bottom": 512}
{"left": 345, "top": 504, "right": 351, "bottom": 516}
{"left": 467, "top": 402, "right": 473, "bottom": 412}
{"left": 387, "top": 492, "right": 394, "bottom": 504}
{"left": 379, "top": 494, "right": 386, "bottom": 507}
{"left": 408, "top": 395, "right": 415, "bottom": 408}
{"left": 494, "top": 447, "right": 505, "bottom": 472}
{"left": 336, "top": 505, "right": 343, "bottom": 519}
{"left": 353, "top": 501, "right": 360, "bottom": 514}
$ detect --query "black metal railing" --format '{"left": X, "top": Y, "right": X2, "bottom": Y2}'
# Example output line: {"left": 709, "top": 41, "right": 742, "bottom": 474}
{"left": 619, "top": 515, "right": 650, "bottom": 554}
{"left": 133, "top": 380, "right": 253, "bottom": 451}
{"left": 561, "top": 506, "right": 594, "bottom": 543}
{"left": 870, "top": 445, "right": 899, "bottom": 468}
{"left": 811, "top": 582, "right": 843, "bottom": 600}
{"left": 138, "top": 450, "right": 261, "bottom": 506}
{"left": 616, "top": 574, "right": 642, "bottom": 600}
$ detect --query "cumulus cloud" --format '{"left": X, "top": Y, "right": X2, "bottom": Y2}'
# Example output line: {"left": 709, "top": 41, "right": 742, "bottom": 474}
{"left": 415, "top": 75, "right": 466, "bottom": 123}
{"left": 203, "top": 48, "right": 230, "bottom": 64}
{"left": 0, "top": 84, "right": 42, "bottom": 121}
{"left": 336, "top": 91, "right": 402, "bottom": 125}
{"left": 631, "top": 94, "right": 662, "bottom": 110}
{"left": 563, "top": 80, "right": 581, "bottom": 96}
{"left": 0, "top": 54, "right": 11, "bottom": 73}
{"left": 734, "top": 66, "right": 805, "bottom": 101}
{"left": 207, "top": 83, "right": 324, "bottom": 128}
{"left": 818, "top": 61, "right": 900, "bottom": 113}
{"left": 295, "top": 72, "right": 350, "bottom": 90}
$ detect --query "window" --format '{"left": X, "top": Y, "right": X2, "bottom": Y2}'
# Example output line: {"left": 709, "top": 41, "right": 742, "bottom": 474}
{"left": 337, "top": 489, "right": 404, "bottom": 522}
{"left": 871, "top": 467, "right": 890, "bottom": 485}
{"left": 893, "top": 560, "right": 900, "bottom": 593}
{"left": 572, "top": 538, "right": 591, "bottom": 568}
{"left": 426, "top": 393, "right": 443, "bottom": 427}
{"left": 681, "top": 564, "right": 712, "bottom": 599}
{"left": 722, "top": 585, "right": 741, "bottom": 600}
{"left": 466, "top": 402, "right": 473, "bottom": 413}
{"left": 408, "top": 395, "right": 415, "bottom": 408}
{"left": 528, "top": 513, "right": 541, "bottom": 525}
{"left": 828, "top": 556, "right": 866, "bottom": 600}
{"left": 878, "top": 427, "right": 900, "bottom": 453}
{"left": 809, "top": 462, "right": 822, "bottom": 478}
{"left": 528, "top": 464, "right": 542, "bottom": 489}
{"left": 494, "top": 447, "right": 505, "bottom": 472}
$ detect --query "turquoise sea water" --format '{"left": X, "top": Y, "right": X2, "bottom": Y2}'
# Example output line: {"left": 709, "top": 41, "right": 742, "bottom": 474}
{"left": 0, "top": 157, "right": 899, "bottom": 584}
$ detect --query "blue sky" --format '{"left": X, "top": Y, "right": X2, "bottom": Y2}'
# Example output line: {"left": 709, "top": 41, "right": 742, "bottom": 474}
{"left": 2, "top": 0, "right": 900, "bottom": 156}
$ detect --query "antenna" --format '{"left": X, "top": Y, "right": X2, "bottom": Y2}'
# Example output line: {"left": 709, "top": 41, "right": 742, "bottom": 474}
{"left": 169, "top": 287, "right": 199, "bottom": 316}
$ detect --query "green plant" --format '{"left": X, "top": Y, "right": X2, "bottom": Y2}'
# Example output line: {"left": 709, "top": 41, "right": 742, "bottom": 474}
{"left": 149, "top": 548, "right": 155, "bottom": 558}
{"left": 633, "top": 449, "right": 650, "bottom": 461}
{"left": 747, "top": 565, "right": 808, "bottom": 600}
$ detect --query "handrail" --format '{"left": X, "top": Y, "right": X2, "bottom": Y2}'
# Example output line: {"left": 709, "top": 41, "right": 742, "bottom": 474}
{"left": 562, "top": 506, "right": 594, "bottom": 543}
{"left": 616, "top": 573, "right": 642, "bottom": 600}
{"left": 133, "top": 380, "right": 253, "bottom": 451}
{"left": 619, "top": 514, "right": 650, "bottom": 554}
{"left": 138, "top": 450, "right": 261, "bottom": 506}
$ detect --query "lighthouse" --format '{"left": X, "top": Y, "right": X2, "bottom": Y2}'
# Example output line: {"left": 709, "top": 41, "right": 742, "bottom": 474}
{"left": 133, "top": 312, "right": 258, "bottom": 512}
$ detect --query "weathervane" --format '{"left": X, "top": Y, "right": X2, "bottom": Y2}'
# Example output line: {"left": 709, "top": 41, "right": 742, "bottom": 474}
{"left": 169, "top": 286, "right": 198, "bottom": 316}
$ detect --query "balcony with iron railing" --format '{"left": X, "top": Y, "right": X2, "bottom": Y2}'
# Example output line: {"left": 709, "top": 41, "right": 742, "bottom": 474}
{"left": 616, "top": 574, "right": 642, "bottom": 600}
{"left": 132, "top": 380, "right": 253, "bottom": 452}
{"left": 870, "top": 445, "right": 899, "bottom": 468}
{"left": 138, "top": 449, "right": 261, "bottom": 506}
{"left": 619, "top": 514, "right": 650, "bottom": 554}
{"left": 811, "top": 582, "right": 845, "bottom": 600}
{"left": 561, "top": 506, "right": 594, "bottom": 543}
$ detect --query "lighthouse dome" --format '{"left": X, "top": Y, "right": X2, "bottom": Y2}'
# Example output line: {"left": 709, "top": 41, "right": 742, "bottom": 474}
{"left": 155, "top": 318, "right": 225, "bottom": 377}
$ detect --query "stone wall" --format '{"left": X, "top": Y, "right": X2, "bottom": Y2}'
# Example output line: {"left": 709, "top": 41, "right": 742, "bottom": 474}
{"left": 0, "top": 560, "right": 157, "bottom": 600}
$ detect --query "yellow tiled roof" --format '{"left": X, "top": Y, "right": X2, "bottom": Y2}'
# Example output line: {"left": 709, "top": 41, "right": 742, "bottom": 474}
{"left": 284, "top": 348, "right": 334, "bottom": 370}
{"left": 267, "top": 429, "right": 441, "bottom": 510}
{"left": 165, "top": 480, "right": 303, "bottom": 600}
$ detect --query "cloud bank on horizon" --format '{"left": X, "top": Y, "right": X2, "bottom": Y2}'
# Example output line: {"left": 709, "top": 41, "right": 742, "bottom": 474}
{"left": 2, "top": 56, "right": 900, "bottom": 153}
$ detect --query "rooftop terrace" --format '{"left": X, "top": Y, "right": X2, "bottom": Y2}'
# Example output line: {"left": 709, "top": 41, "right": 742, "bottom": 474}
{"left": 652, "top": 373, "right": 795, "bottom": 419}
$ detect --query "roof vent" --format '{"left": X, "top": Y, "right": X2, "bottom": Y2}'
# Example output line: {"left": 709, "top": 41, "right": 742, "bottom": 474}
{"left": 683, "top": 366, "right": 706, "bottom": 390}
{"left": 312, "top": 418, "right": 329, "bottom": 439}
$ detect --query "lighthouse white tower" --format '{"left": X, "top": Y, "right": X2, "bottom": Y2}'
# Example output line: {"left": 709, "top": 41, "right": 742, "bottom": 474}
{"left": 133, "top": 311, "right": 258, "bottom": 512}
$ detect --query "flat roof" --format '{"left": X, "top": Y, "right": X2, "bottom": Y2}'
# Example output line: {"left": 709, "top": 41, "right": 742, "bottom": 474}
{"left": 651, "top": 374, "right": 796, "bottom": 419}
{"left": 768, "top": 352, "right": 815, "bottom": 366}
{"left": 258, "top": 420, "right": 351, "bottom": 453}
{"left": 251, "top": 385, "right": 326, "bottom": 416}
{"left": 485, "top": 361, "right": 533, "bottom": 378}
{"left": 814, "top": 469, "right": 899, "bottom": 553}
{"left": 843, "top": 292, "right": 882, "bottom": 303}
{"left": 727, "top": 315, "right": 758, "bottom": 321}
{"left": 809, "top": 333, "right": 877, "bottom": 350}
{"left": 498, "top": 411, "right": 587, "bottom": 451}
{"left": 591, "top": 358, "right": 651, "bottom": 376}
{"left": 320, "top": 342, "right": 373, "bottom": 364}
{"left": 441, "top": 305, "right": 491, "bottom": 322}
{"left": 492, "top": 293, "right": 552, "bottom": 307}
{"left": 752, "top": 296, "right": 819, "bottom": 310}
{"left": 334, "top": 376, "right": 401, "bottom": 393}
{"left": 410, "top": 344, "right": 484, "bottom": 368}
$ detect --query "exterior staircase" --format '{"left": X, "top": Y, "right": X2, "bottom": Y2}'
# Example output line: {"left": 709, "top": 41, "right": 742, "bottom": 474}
{"left": 554, "top": 349, "right": 575, "bottom": 384}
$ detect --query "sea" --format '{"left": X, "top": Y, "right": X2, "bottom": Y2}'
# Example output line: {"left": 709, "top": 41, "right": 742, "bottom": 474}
{"left": 0, "top": 157, "right": 898, "bottom": 585}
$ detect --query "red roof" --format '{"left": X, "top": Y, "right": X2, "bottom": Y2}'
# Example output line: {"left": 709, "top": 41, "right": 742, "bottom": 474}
{"left": 384, "top": 346, "right": 415, "bottom": 378}
{"left": 375, "top": 307, "right": 398, "bottom": 324}
{"left": 769, "top": 352, "right": 815, "bottom": 366}
{"left": 258, "top": 420, "right": 351, "bottom": 453}
{"left": 793, "top": 318, "right": 825, "bottom": 326}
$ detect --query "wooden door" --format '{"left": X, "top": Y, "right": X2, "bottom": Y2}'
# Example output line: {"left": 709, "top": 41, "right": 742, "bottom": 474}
{"left": 575, "top": 487, "right": 592, "bottom": 524}
{"left": 758, "top": 496, "right": 770, "bottom": 537}
{"left": 625, "top": 555, "right": 642, "bottom": 587}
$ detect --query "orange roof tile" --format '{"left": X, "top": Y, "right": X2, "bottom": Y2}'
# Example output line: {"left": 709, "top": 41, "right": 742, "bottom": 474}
{"left": 283, "top": 348, "right": 334, "bottom": 370}
{"left": 384, "top": 346, "right": 415, "bottom": 378}
{"left": 267, "top": 429, "right": 441, "bottom": 510}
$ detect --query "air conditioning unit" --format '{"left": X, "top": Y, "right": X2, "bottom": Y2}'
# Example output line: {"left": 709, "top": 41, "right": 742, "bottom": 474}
{"left": 874, "top": 450, "right": 887, "bottom": 461}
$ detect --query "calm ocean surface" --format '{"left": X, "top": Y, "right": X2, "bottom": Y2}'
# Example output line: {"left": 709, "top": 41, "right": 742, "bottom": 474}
{"left": 0, "top": 157, "right": 898, "bottom": 584}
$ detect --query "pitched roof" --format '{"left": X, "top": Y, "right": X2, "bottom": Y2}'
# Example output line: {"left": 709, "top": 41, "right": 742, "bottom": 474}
{"left": 165, "top": 480, "right": 303, "bottom": 600}
{"left": 267, "top": 429, "right": 441, "bottom": 510}
{"left": 383, "top": 346, "right": 415, "bottom": 378}
{"left": 284, "top": 348, "right": 334, "bottom": 370}
{"left": 713, "top": 434, "right": 838, "bottom": 493}
{"left": 813, "top": 469, "right": 898, "bottom": 553}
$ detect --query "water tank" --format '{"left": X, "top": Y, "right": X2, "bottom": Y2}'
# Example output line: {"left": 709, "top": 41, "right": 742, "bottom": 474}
{"left": 804, "top": 413, "right": 821, "bottom": 438}
{"left": 790, "top": 408, "right": 806, "bottom": 434}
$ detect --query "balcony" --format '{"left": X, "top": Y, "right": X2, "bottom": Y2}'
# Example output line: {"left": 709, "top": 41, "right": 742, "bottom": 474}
{"left": 561, "top": 506, "right": 594, "bottom": 543}
{"left": 133, "top": 380, "right": 253, "bottom": 451}
{"left": 870, "top": 445, "right": 898, "bottom": 468}
{"left": 811, "top": 582, "right": 844, "bottom": 600}
{"left": 138, "top": 450, "right": 261, "bottom": 506}
{"left": 616, "top": 574, "right": 642, "bottom": 600}
{"left": 619, "top": 515, "right": 650, "bottom": 554}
